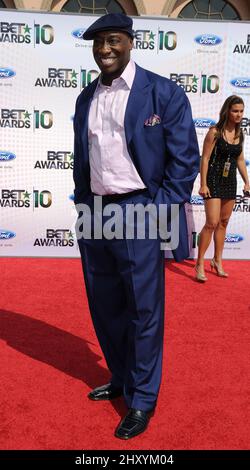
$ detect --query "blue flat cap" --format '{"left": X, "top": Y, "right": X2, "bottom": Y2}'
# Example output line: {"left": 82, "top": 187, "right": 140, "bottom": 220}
{"left": 83, "top": 13, "right": 133, "bottom": 40}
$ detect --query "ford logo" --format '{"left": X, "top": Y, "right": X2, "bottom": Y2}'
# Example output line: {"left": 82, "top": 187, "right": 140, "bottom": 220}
{"left": 230, "top": 78, "right": 250, "bottom": 88}
{"left": 193, "top": 118, "right": 216, "bottom": 128}
{"left": 0, "top": 150, "right": 16, "bottom": 162}
{"left": 69, "top": 194, "right": 74, "bottom": 201}
{"left": 71, "top": 28, "right": 86, "bottom": 40}
{"left": 225, "top": 233, "right": 244, "bottom": 243}
{"left": 0, "top": 229, "right": 16, "bottom": 239}
{"left": 0, "top": 67, "right": 16, "bottom": 79}
{"left": 190, "top": 195, "right": 204, "bottom": 205}
{"left": 245, "top": 160, "right": 250, "bottom": 166}
{"left": 0, "top": 151, "right": 16, "bottom": 161}
{"left": 194, "top": 34, "right": 222, "bottom": 46}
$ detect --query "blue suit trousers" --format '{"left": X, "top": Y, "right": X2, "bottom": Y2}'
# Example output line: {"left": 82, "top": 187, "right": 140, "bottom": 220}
{"left": 78, "top": 191, "right": 165, "bottom": 412}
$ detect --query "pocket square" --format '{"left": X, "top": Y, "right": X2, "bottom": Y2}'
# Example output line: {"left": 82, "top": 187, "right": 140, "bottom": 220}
{"left": 144, "top": 114, "right": 161, "bottom": 127}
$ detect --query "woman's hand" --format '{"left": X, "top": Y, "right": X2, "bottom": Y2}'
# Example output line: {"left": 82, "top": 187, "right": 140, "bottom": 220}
{"left": 199, "top": 185, "right": 211, "bottom": 199}
{"left": 243, "top": 183, "right": 250, "bottom": 196}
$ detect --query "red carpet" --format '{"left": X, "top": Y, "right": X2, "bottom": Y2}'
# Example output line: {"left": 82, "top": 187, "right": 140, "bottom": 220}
{"left": 0, "top": 258, "right": 249, "bottom": 450}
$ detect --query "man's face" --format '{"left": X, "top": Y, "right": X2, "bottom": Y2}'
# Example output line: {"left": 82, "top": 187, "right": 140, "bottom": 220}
{"left": 93, "top": 31, "right": 133, "bottom": 79}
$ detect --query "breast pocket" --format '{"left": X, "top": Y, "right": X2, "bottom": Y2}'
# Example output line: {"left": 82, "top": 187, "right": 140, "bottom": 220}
{"left": 144, "top": 121, "right": 163, "bottom": 129}
{"left": 143, "top": 124, "right": 164, "bottom": 138}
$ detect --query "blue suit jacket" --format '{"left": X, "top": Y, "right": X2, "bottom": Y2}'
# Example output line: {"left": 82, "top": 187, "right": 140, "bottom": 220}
{"left": 73, "top": 64, "right": 200, "bottom": 261}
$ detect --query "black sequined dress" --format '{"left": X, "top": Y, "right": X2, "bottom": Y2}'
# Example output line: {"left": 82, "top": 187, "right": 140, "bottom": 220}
{"left": 207, "top": 136, "right": 242, "bottom": 199}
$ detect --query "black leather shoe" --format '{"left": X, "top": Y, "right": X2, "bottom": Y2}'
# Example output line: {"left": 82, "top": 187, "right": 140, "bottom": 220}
{"left": 88, "top": 383, "right": 123, "bottom": 401}
{"left": 115, "top": 408, "right": 150, "bottom": 440}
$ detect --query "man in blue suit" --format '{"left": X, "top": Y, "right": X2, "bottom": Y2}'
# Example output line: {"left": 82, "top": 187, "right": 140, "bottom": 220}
{"left": 73, "top": 13, "right": 199, "bottom": 439}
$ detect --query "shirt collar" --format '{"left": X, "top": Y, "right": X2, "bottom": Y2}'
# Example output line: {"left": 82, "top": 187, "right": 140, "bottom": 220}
{"left": 98, "top": 59, "right": 135, "bottom": 90}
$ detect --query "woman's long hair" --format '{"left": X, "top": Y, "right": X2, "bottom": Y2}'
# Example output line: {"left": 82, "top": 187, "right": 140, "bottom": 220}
{"left": 214, "top": 95, "right": 244, "bottom": 142}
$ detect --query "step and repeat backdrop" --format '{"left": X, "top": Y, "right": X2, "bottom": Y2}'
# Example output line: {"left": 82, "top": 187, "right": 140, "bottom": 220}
{"left": 0, "top": 10, "right": 249, "bottom": 258}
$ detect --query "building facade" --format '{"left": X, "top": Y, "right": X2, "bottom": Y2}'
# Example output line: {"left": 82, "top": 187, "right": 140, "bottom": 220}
{"left": 1, "top": 0, "right": 250, "bottom": 21}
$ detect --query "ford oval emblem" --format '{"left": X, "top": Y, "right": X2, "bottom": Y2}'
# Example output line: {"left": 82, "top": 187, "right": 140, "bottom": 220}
{"left": 193, "top": 118, "right": 216, "bottom": 128}
{"left": 190, "top": 195, "right": 204, "bottom": 205}
{"left": 230, "top": 78, "right": 250, "bottom": 88}
{"left": 71, "top": 29, "right": 86, "bottom": 40}
{"left": 0, "top": 151, "right": 16, "bottom": 161}
{"left": 0, "top": 229, "right": 16, "bottom": 239}
{"left": 194, "top": 34, "right": 222, "bottom": 46}
{"left": 0, "top": 67, "right": 16, "bottom": 79}
{"left": 225, "top": 233, "right": 244, "bottom": 243}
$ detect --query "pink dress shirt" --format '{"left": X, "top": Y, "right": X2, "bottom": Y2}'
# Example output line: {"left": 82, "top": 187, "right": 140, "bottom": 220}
{"left": 88, "top": 60, "right": 146, "bottom": 195}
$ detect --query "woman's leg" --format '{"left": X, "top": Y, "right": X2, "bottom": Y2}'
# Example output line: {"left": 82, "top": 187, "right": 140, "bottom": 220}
{"left": 196, "top": 198, "right": 221, "bottom": 274}
{"left": 213, "top": 199, "right": 235, "bottom": 268}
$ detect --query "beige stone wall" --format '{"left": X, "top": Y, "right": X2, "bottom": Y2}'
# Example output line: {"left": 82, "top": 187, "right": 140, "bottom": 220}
{"left": 169, "top": 0, "right": 250, "bottom": 20}
{"left": 2, "top": 0, "right": 250, "bottom": 20}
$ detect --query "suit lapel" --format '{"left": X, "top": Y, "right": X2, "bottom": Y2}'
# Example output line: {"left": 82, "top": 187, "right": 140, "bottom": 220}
{"left": 125, "top": 64, "right": 152, "bottom": 145}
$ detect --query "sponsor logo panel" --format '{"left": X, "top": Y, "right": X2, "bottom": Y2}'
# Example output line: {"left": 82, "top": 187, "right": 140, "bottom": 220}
{"left": 35, "top": 68, "right": 78, "bottom": 88}
{"left": 233, "top": 34, "right": 250, "bottom": 54}
{"left": 241, "top": 117, "right": 250, "bottom": 137}
{"left": 0, "top": 67, "right": 16, "bottom": 79}
{"left": 0, "top": 22, "right": 54, "bottom": 45}
{"left": 225, "top": 233, "right": 244, "bottom": 243}
{"left": 0, "top": 229, "right": 16, "bottom": 240}
{"left": 233, "top": 194, "right": 250, "bottom": 213}
{"left": 72, "top": 28, "right": 85, "bottom": 40}
{"left": 194, "top": 34, "right": 222, "bottom": 46}
{"left": 191, "top": 232, "right": 245, "bottom": 249}
{"left": 0, "top": 189, "right": 52, "bottom": 208}
{"left": 230, "top": 77, "right": 250, "bottom": 88}
{"left": 34, "top": 151, "right": 73, "bottom": 170}
{"left": 0, "top": 108, "right": 53, "bottom": 129}
{"left": 34, "top": 67, "right": 99, "bottom": 90}
{"left": 0, "top": 151, "right": 16, "bottom": 162}
{"left": 170, "top": 73, "right": 220, "bottom": 94}
{"left": 34, "top": 229, "right": 75, "bottom": 247}
{"left": 194, "top": 118, "right": 216, "bottom": 128}
{"left": 190, "top": 195, "right": 204, "bottom": 205}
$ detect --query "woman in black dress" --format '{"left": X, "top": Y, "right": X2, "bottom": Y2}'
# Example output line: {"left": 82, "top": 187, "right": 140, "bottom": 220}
{"left": 195, "top": 95, "right": 250, "bottom": 282}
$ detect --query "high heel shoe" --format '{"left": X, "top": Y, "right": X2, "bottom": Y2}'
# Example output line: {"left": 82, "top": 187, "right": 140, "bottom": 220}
{"left": 195, "top": 264, "right": 207, "bottom": 282}
{"left": 210, "top": 259, "right": 228, "bottom": 277}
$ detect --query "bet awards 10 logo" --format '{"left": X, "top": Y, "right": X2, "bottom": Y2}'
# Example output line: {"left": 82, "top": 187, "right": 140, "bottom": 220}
{"left": 81, "top": 69, "right": 99, "bottom": 88}
{"left": 241, "top": 117, "right": 250, "bottom": 136}
{"left": 35, "top": 68, "right": 99, "bottom": 89}
{"left": 34, "top": 229, "right": 74, "bottom": 247}
{"left": 34, "top": 151, "right": 74, "bottom": 170}
{"left": 233, "top": 34, "right": 250, "bottom": 54}
{"left": 0, "top": 109, "right": 31, "bottom": 128}
{"left": 191, "top": 231, "right": 200, "bottom": 248}
{"left": 0, "top": 189, "right": 52, "bottom": 208}
{"left": 170, "top": 73, "right": 219, "bottom": 94}
{"left": 0, "top": 109, "right": 53, "bottom": 129}
{"left": 233, "top": 194, "right": 250, "bottom": 213}
{"left": 35, "top": 68, "right": 78, "bottom": 88}
{"left": 133, "top": 29, "right": 177, "bottom": 51}
{"left": 0, "top": 22, "right": 54, "bottom": 45}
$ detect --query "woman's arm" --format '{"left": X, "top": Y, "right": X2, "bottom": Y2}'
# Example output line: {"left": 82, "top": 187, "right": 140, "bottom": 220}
{"left": 237, "top": 152, "right": 250, "bottom": 193}
{"left": 199, "top": 127, "right": 217, "bottom": 198}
